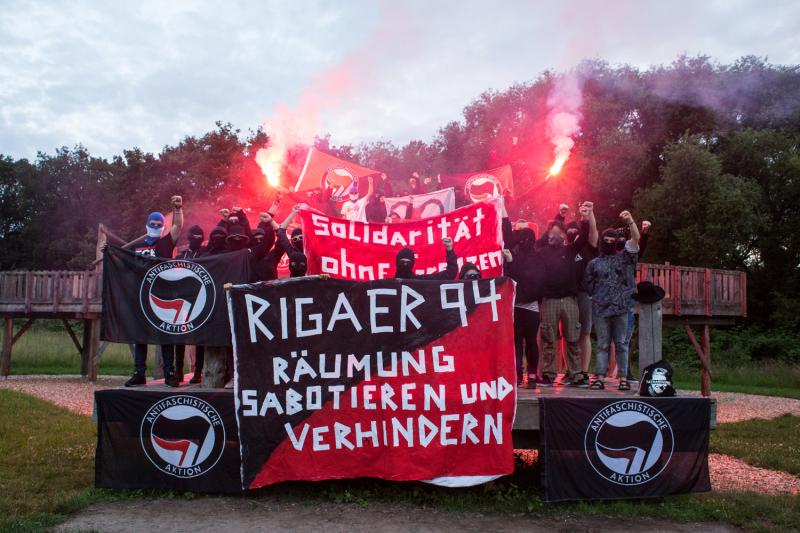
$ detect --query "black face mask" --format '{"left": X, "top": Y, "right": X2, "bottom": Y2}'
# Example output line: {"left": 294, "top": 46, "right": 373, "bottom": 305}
{"left": 463, "top": 271, "right": 481, "bottom": 280}
{"left": 252, "top": 236, "right": 264, "bottom": 246}
{"left": 188, "top": 235, "right": 203, "bottom": 251}
{"left": 395, "top": 248, "right": 416, "bottom": 278}
{"left": 210, "top": 234, "right": 226, "bottom": 249}
{"left": 601, "top": 240, "right": 617, "bottom": 255}
{"left": 548, "top": 235, "right": 565, "bottom": 247}
{"left": 288, "top": 251, "right": 308, "bottom": 277}
{"left": 566, "top": 230, "right": 579, "bottom": 243}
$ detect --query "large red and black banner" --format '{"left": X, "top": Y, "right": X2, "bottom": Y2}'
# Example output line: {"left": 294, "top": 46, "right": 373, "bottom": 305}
{"left": 228, "top": 276, "right": 517, "bottom": 489}
{"left": 540, "top": 397, "right": 711, "bottom": 502}
{"left": 299, "top": 198, "right": 504, "bottom": 280}
{"left": 95, "top": 390, "right": 241, "bottom": 492}
{"left": 101, "top": 246, "right": 250, "bottom": 346}
{"left": 440, "top": 164, "right": 514, "bottom": 203}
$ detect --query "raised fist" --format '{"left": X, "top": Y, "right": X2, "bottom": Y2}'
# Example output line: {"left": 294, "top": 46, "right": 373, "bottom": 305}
{"left": 231, "top": 206, "right": 242, "bottom": 214}
{"left": 502, "top": 249, "right": 513, "bottom": 262}
{"left": 380, "top": 173, "right": 388, "bottom": 181}
{"left": 619, "top": 210, "right": 634, "bottom": 224}
{"left": 581, "top": 201, "right": 594, "bottom": 212}
{"left": 442, "top": 237, "right": 453, "bottom": 251}
{"left": 219, "top": 208, "right": 230, "bottom": 220}
{"left": 367, "top": 175, "right": 373, "bottom": 183}
{"left": 171, "top": 195, "right": 183, "bottom": 209}
{"left": 259, "top": 212, "right": 272, "bottom": 223}
{"left": 642, "top": 220, "right": 652, "bottom": 232}
{"left": 559, "top": 203, "right": 569, "bottom": 215}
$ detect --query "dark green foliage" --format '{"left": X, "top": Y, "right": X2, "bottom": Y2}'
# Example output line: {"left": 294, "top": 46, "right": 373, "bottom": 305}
{"left": 1, "top": 56, "right": 799, "bottom": 326}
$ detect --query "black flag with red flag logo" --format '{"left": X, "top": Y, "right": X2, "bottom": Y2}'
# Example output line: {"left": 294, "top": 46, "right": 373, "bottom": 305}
{"left": 227, "top": 276, "right": 517, "bottom": 489}
{"left": 101, "top": 246, "right": 251, "bottom": 346}
{"left": 540, "top": 397, "right": 711, "bottom": 502}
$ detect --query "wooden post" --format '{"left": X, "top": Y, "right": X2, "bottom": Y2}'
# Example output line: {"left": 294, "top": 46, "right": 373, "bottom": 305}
{"left": 701, "top": 324, "right": 712, "bottom": 397}
{"left": 203, "top": 346, "right": 227, "bottom": 388}
{"left": 80, "top": 320, "right": 91, "bottom": 376}
{"left": 87, "top": 319, "right": 100, "bottom": 382}
{"left": 638, "top": 300, "right": 662, "bottom": 381}
{"left": 684, "top": 323, "right": 712, "bottom": 397}
{"left": 153, "top": 345, "right": 164, "bottom": 380}
{"left": 1, "top": 318, "right": 13, "bottom": 377}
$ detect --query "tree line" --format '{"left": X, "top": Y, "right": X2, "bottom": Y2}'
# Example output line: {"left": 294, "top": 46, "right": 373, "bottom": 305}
{"left": 1, "top": 55, "right": 798, "bottom": 330}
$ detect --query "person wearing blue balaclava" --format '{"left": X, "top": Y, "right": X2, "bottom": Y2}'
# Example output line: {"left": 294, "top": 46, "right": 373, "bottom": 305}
{"left": 145, "top": 212, "right": 165, "bottom": 245}
{"left": 125, "top": 195, "right": 185, "bottom": 388}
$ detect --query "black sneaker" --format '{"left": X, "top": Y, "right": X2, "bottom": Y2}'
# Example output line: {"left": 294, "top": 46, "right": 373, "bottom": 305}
{"left": 539, "top": 375, "right": 553, "bottom": 387}
{"left": 176, "top": 372, "right": 185, "bottom": 384}
{"left": 571, "top": 376, "right": 590, "bottom": 388}
{"left": 164, "top": 373, "right": 179, "bottom": 387}
{"left": 189, "top": 373, "right": 202, "bottom": 384}
{"left": 125, "top": 374, "right": 146, "bottom": 387}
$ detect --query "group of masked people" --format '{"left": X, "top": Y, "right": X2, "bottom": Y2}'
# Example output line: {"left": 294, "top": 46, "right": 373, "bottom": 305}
{"left": 502, "top": 201, "right": 650, "bottom": 391}
{"left": 123, "top": 193, "right": 478, "bottom": 388}
{"left": 124, "top": 195, "right": 311, "bottom": 388}
{"left": 123, "top": 194, "right": 649, "bottom": 393}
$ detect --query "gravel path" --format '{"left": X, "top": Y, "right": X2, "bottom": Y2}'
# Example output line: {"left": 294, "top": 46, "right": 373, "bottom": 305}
{"left": 55, "top": 497, "right": 739, "bottom": 533}
{"left": 2, "top": 376, "right": 798, "bottom": 496}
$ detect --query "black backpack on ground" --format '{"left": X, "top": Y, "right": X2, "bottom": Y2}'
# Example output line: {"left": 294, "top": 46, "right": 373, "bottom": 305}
{"left": 639, "top": 360, "right": 676, "bottom": 397}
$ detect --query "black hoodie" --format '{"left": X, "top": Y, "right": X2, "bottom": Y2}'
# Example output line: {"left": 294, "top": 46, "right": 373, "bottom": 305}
{"left": 504, "top": 228, "right": 546, "bottom": 304}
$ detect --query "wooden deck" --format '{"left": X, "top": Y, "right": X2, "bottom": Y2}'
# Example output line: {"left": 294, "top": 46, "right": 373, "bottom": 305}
{"left": 0, "top": 263, "right": 747, "bottom": 383}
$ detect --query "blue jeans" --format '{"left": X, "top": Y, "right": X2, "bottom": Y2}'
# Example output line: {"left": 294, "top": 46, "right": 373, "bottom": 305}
{"left": 133, "top": 344, "right": 176, "bottom": 376}
{"left": 594, "top": 313, "right": 629, "bottom": 377}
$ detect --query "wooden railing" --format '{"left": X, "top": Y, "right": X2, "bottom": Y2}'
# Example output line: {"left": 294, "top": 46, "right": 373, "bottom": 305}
{"left": 0, "top": 264, "right": 746, "bottom": 319}
{"left": 638, "top": 263, "right": 747, "bottom": 318}
{"left": 0, "top": 271, "right": 102, "bottom": 316}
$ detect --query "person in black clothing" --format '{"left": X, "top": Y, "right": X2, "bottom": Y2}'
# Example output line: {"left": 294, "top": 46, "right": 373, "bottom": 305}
{"left": 560, "top": 205, "right": 599, "bottom": 377}
{"left": 393, "top": 237, "right": 457, "bottom": 279}
{"left": 125, "top": 195, "right": 184, "bottom": 388}
{"left": 503, "top": 228, "right": 545, "bottom": 388}
{"left": 459, "top": 262, "right": 481, "bottom": 280}
{"left": 537, "top": 202, "right": 591, "bottom": 387}
{"left": 173, "top": 224, "right": 205, "bottom": 384}
{"left": 287, "top": 249, "right": 308, "bottom": 277}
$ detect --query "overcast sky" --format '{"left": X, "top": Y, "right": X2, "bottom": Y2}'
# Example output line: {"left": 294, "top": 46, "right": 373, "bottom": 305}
{"left": 1, "top": 0, "right": 798, "bottom": 159}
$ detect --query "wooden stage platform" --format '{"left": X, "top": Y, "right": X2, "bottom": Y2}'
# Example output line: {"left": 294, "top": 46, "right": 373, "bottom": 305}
{"left": 103, "top": 376, "right": 717, "bottom": 450}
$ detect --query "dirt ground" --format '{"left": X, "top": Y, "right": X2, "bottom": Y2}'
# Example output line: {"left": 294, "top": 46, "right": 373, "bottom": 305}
{"left": 55, "top": 497, "right": 740, "bottom": 533}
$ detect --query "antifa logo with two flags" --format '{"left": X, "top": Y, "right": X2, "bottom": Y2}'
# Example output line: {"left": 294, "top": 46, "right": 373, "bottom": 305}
{"left": 101, "top": 246, "right": 251, "bottom": 346}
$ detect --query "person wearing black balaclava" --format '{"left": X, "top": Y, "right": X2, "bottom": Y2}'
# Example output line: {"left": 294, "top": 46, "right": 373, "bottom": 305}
{"left": 174, "top": 224, "right": 205, "bottom": 383}
{"left": 206, "top": 226, "right": 228, "bottom": 255}
{"left": 393, "top": 237, "right": 457, "bottom": 280}
{"left": 584, "top": 211, "right": 640, "bottom": 392}
{"left": 560, "top": 206, "right": 599, "bottom": 379}
{"left": 124, "top": 195, "right": 184, "bottom": 388}
{"left": 537, "top": 202, "right": 591, "bottom": 388}
{"left": 458, "top": 262, "right": 481, "bottom": 280}
{"left": 288, "top": 249, "right": 308, "bottom": 277}
{"left": 503, "top": 227, "right": 545, "bottom": 388}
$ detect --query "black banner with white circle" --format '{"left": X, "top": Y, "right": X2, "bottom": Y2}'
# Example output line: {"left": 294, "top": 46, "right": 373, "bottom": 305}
{"left": 95, "top": 389, "right": 241, "bottom": 492}
{"left": 101, "top": 246, "right": 251, "bottom": 346}
{"left": 539, "top": 397, "right": 710, "bottom": 502}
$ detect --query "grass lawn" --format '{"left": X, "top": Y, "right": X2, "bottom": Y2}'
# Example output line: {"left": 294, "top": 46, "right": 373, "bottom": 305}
{"left": 711, "top": 415, "right": 800, "bottom": 476}
{"left": 672, "top": 362, "right": 800, "bottom": 400}
{"left": 2, "top": 388, "right": 800, "bottom": 532}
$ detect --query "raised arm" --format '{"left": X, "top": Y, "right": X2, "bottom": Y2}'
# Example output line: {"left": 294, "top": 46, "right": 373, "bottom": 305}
{"left": 169, "top": 195, "right": 183, "bottom": 242}
{"left": 422, "top": 238, "right": 458, "bottom": 280}
{"left": 621, "top": 210, "right": 640, "bottom": 247}
{"left": 281, "top": 203, "right": 303, "bottom": 229}
{"left": 366, "top": 175, "right": 374, "bottom": 201}
{"left": 586, "top": 201, "right": 598, "bottom": 248}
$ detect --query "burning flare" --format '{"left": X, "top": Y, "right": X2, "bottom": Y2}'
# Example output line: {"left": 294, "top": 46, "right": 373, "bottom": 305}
{"left": 545, "top": 72, "right": 583, "bottom": 181}
{"left": 255, "top": 147, "right": 282, "bottom": 188}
